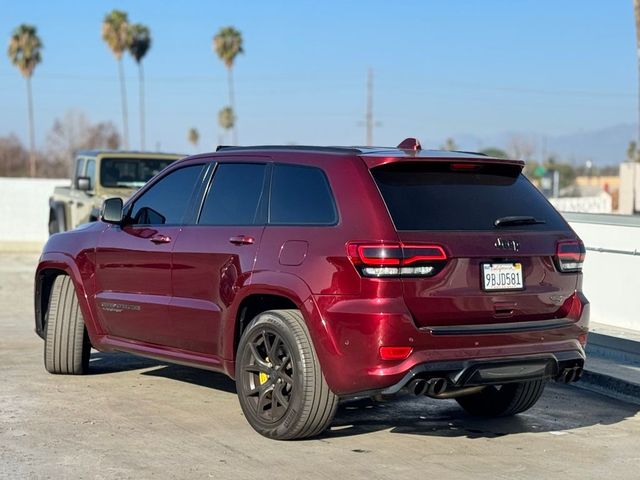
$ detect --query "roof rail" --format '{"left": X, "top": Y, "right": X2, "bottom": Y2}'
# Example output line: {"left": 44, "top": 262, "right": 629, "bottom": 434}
{"left": 215, "top": 145, "right": 362, "bottom": 154}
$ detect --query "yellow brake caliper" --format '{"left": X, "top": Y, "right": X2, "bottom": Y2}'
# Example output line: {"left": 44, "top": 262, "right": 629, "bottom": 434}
{"left": 259, "top": 357, "right": 270, "bottom": 385}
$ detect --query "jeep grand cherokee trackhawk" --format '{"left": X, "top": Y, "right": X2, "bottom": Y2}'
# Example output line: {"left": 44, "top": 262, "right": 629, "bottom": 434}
{"left": 34, "top": 138, "right": 589, "bottom": 440}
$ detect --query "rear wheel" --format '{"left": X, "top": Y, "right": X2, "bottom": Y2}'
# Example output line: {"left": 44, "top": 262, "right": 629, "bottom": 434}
{"left": 44, "top": 275, "right": 91, "bottom": 374}
{"left": 455, "top": 379, "right": 546, "bottom": 417}
{"left": 236, "top": 309, "right": 338, "bottom": 440}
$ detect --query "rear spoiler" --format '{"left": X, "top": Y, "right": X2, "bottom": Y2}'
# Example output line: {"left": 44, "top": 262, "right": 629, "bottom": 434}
{"left": 359, "top": 153, "right": 525, "bottom": 170}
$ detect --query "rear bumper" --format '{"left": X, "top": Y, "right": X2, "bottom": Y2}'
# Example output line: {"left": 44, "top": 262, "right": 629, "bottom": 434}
{"left": 378, "top": 349, "right": 584, "bottom": 397}
{"left": 311, "top": 291, "right": 589, "bottom": 397}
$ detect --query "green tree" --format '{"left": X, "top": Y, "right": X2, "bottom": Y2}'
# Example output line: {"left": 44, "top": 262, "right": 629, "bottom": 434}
{"left": 480, "top": 147, "right": 508, "bottom": 158}
{"left": 545, "top": 157, "right": 577, "bottom": 190}
{"left": 218, "top": 106, "right": 235, "bottom": 143}
{"left": 213, "top": 27, "right": 243, "bottom": 144}
{"left": 102, "top": 10, "right": 131, "bottom": 148}
{"left": 128, "top": 23, "right": 151, "bottom": 151}
{"left": 7, "top": 24, "right": 42, "bottom": 176}
{"left": 441, "top": 137, "right": 457, "bottom": 151}
{"left": 188, "top": 127, "right": 199, "bottom": 148}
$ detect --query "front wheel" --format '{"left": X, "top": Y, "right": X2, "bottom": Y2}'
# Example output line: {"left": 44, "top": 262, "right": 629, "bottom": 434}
{"left": 455, "top": 379, "right": 546, "bottom": 417}
{"left": 44, "top": 275, "right": 91, "bottom": 374}
{"left": 236, "top": 309, "right": 338, "bottom": 440}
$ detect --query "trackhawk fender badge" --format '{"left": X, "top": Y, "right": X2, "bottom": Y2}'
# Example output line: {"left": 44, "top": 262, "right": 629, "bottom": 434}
{"left": 494, "top": 238, "right": 520, "bottom": 252}
{"left": 100, "top": 302, "right": 141, "bottom": 313}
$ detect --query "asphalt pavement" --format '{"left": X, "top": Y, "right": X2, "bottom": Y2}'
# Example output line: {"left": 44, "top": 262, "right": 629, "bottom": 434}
{"left": 1, "top": 253, "right": 639, "bottom": 480}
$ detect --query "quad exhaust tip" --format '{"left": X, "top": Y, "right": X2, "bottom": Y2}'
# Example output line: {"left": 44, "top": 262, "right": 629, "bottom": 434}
{"left": 426, "top": 378, "right": 448, "bottom": 396}
{"left": 407, "top": 378, "right": 429, "bottom": 396}
{"left": 559, "top": 366, "right": 583, "bottom": 383}
{"left": 407, "top": 377, "right": 449, "bottom": 397}
{"left": 406, "top": 367, "right": 583, "bottom": 399}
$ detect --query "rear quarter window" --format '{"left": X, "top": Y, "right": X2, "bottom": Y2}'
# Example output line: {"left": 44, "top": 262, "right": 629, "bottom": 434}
{"left": 371, "top": 162, "right": 568, "bottom": 231}
{"left": 269, "top": 164, "right": 337, "bottom": 225}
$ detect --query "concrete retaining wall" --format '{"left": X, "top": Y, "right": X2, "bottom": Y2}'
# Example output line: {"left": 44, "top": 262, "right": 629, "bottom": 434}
{"left": 0, "top": 177, "right": 68, "bottom": 251}
{"left": 564, "top": 213, "right": 640, "bottom": 331}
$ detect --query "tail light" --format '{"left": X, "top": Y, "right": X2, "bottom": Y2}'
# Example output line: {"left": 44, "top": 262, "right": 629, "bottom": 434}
{"left": 347, "top": 242, "right": 447, "bottom": 278}
{"left": 556, "top": 240, "right": 585, "bottom": 272}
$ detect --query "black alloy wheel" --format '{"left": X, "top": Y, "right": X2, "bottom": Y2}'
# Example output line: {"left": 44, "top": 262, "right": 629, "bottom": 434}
{"left": 241, "top": 328, "right": 295, "bottom": 423}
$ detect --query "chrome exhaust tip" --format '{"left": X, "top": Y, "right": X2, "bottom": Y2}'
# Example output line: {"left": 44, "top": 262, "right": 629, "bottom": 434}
{"left": 407, "top": 378, "right": 429, "bottom": 396}
{"left": 426, "top": 377, "right": 448, "bottom": 396}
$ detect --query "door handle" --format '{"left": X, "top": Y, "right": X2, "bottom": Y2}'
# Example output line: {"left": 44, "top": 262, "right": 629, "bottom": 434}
{"left": 229, "top": 235, "right": 255, "bottom": 245}
{"left": 150, "top": 234, "right": 172, "bottom": 244}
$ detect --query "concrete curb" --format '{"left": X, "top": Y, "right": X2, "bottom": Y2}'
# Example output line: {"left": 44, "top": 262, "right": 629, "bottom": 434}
{"left": 574, "top": 328, "right": 640, "bottom": 405}
{"left": 575, "top": 370, "right": 640, "bottom": 406}
{"left": 587, "top": 331, "right": 640, "bottom": 365}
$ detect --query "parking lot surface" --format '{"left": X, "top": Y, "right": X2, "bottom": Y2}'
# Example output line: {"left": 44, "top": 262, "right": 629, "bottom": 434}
{"left": 1, "top": 253, "right": 639, "bottom": 480}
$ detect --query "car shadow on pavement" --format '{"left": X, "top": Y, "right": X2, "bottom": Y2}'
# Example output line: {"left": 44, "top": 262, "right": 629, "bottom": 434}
{"left": 324, "top": 385, "right": 640, "bottom": 440}
{"left": 89, "top": 351, "right": 163, "bottom": 374}
{"left": 89, "top": 351, "right": 237, "bottom": 394}
{"left": 88, "top": 352, "right": 639, "bottom": 440}
{"left": 142, "top": 364, "right": 237, "bottom": 394}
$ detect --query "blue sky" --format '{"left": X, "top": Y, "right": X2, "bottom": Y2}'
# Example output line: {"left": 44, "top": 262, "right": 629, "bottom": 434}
{"left": 1, "top": 0, "right": 637, "bottom": 154}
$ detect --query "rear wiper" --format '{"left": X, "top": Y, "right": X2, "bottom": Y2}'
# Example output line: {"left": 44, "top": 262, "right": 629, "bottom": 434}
{"left": 494, "top": 216, "right": 546, "bottom": 227}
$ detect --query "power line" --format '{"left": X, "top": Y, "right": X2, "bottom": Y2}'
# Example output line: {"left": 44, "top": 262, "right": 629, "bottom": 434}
{"left": 0, "top": 72, "right": 633, "bottom": 99}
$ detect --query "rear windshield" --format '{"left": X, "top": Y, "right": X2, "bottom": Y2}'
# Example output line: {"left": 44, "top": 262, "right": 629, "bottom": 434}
{"left": 371, "top": 162, "right": 568, "bottom": 231}
{"left": 100, "top": 157, "right": 175, "bottom": 188}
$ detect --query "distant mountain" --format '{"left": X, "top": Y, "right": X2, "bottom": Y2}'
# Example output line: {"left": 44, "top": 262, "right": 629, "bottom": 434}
{"left": 446, "top": 123, "right": 636, "bottom": 166}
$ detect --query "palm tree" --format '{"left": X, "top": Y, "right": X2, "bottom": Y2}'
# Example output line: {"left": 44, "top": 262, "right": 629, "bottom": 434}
{"left": 213, "top": 27, "right": 243, "bottom": 144}
{"left": 102, "top": 10, "right": 131, "bottom": 148}
{"left": 218, "top": 106, "right": 235, "bottom": 144}
{"left": 128, "top": 23, "right": 151, "bottom": 151}
{"left": 188, "top": 127, "right": 199, "bottom": 149}
{"left": 8, "top": 24, "right": 42, "bottom": 176}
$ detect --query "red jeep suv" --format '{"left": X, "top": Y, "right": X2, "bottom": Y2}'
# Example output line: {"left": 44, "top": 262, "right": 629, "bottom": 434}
{"left": 35, "top": 139, "right": 589, "bottom": 440}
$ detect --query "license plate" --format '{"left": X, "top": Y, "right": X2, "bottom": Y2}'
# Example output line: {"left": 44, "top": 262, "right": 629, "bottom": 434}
{"left": 482, "top": 263, "right": 524, "bottom": 291}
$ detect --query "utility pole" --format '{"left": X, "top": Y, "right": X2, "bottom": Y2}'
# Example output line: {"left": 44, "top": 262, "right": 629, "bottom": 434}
{"left": 365, "top": 68, "right": 373, "bottom": 147}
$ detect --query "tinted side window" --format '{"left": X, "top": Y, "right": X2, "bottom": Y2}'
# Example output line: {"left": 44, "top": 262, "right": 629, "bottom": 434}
{"left": 270, "top": 164, "right": 337, "bottom": 225}
{"left": 130, "top": 165, "right": 205, "bottom": 225}
{"left": 199, "top": 163, "right": 267, "bottom": 225}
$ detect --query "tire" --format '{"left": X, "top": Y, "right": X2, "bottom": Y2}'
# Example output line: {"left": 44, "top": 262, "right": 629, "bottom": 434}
{"left": 236, "top": 309, "right": 338, "bottom": 440}
{"left": 44, "top": 275, "right": 91, "bottom": 375}
{"left": 455, "top": 379, "right": 546, "bottom": 417}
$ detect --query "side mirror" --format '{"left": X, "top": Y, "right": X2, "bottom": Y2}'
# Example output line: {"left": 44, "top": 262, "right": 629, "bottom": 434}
{"left": 101, "top": 197, "right": 124, "bottom": 224}
{"left": 77, "top": 176, "right": 91, "bottom": 191}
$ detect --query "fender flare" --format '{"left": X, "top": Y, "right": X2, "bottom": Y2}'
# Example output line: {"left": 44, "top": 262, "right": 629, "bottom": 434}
{"left": 224, "top": 270, "right": 341, "bottom": 380}
{"left": 35, "top": 252, "right": 102, "bottom": 347}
